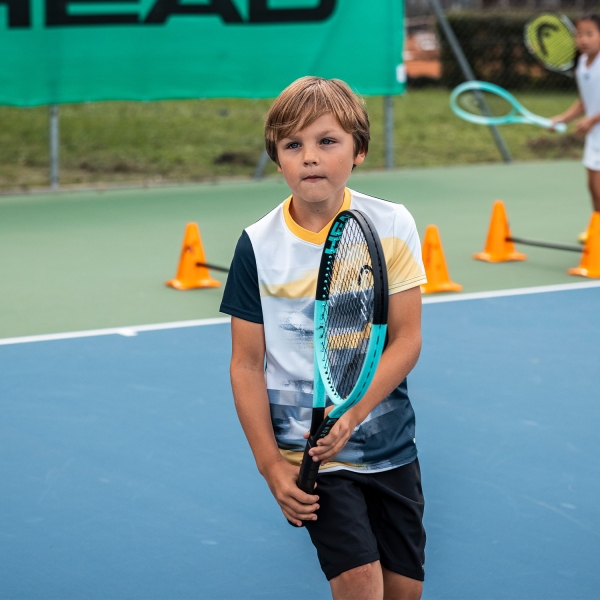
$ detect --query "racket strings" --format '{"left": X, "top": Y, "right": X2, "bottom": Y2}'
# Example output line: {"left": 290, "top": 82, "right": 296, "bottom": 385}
{"left": 456, "top": 89, "right": 515, "bottom": 118}
{"left": 324, "top": 219, "right": 375, "bottom": 400}
{"left": 525, "top": 16, "right": 576, "bottom": 70}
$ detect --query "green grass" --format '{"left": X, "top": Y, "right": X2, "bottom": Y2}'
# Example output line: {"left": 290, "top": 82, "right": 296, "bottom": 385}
{"left": 0, "top": 89, "right": 581, "bottom": 191}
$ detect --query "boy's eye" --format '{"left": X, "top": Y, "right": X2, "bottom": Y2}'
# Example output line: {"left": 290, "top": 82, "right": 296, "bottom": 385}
{"left": 321, "top": 138, "right": 335, "bottom": 145}
{"left": 287, "top": 142, "right": 300, "bottom": 149}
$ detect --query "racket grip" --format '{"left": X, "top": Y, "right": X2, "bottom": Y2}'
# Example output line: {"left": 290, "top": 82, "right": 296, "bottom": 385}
{"left": 297, "top": 416, "right": 339, "bottom": 494}
{"left": 555, "top": 122, "right": 567, "bottom": 133}
{"left": 297, "top": 436, "right": 321, "bottom": 494}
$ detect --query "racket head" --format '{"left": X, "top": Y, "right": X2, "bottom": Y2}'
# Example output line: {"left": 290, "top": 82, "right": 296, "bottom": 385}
{"left": 314, "top": 209, "right": 388, "bottom": 417}
{"left": 450, "top": 81, "right": 524, "bottom": 126}
{"left": 450, "top": 80, "right": 559, "bottom": 131}
{"left": 524, "top": 13, "right": 576, "bottom": 73}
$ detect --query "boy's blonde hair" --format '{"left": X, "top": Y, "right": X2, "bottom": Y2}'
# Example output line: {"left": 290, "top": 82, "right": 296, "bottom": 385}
{"left": 265, "top": 76, "right": 370, "bottom": 164}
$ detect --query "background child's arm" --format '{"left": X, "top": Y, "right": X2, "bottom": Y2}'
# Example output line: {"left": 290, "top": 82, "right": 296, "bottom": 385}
{"left": 551, "top": 99, "right": 585, "bottom": 126}
{"left": 308, "top": 286, "right": 422, "bottom": 465}
{"left": 230, "top": 316, "right": 320, "bottom": 526}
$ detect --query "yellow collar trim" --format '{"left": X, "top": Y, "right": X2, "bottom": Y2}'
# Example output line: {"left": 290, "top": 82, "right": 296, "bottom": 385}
{"left": 283, "top": 189, "right": 352, "bottom": 245}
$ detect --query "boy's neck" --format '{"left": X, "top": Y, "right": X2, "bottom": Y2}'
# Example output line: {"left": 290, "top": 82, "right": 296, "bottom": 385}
{"left": 587, "top": 50, "right": 599, "bottom": 66}
{"left": 288, "top": 188, "right": 347, "bottom": 234}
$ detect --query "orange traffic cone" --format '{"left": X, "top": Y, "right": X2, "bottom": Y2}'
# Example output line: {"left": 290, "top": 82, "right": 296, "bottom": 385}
{"left": 474, "top": 201, "right": 527, "bottom": 263}
{"left": 421, "top": 225, "right": 462, "bottom": 294}
{"left": 166, "top": 222, "right": 221, "bottom": 290}
{"left": 568, "top": 212, "right": 600, "bottom": 278}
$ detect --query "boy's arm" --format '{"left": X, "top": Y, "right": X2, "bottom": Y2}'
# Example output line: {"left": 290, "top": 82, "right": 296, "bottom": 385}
{"left": 308, "top": 285, "right": 422, "bottom": 464}
{"left": 230, "top": 316, "right": 320, "bottom": 526}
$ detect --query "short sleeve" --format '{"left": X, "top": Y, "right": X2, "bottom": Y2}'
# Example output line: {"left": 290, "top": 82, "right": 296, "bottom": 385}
{"left": 386, "top": 207, "right": 427, "bottom": 294}
{"left": 219, "top": 231, "right": 263, "bottom": 324}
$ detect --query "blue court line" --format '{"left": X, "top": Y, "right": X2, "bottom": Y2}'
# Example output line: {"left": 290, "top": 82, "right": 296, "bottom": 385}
{"left": 0, "top": 285, "right": 599, "bottom": 599}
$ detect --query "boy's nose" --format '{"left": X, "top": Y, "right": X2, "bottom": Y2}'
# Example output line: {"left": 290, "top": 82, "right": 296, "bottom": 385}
{"left": 303, "top": 151, "right": 318, "bottom": 165}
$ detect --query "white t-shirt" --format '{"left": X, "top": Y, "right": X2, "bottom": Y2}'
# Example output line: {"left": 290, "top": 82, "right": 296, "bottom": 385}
{"left": 220, "top": 188, "right": 427, "bottom": 473}
{"left": 576, "top": 53, "right": 600, "bottom": 133}
{"left": 576, "top": 54, "right": 600, "bottom": 169}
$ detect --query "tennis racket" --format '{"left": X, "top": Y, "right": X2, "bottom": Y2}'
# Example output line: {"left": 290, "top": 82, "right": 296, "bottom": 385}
{"left": 297, "top": 209, "right": 388, "bottom": 496}
{"left": 450, "top": 81, "right": 567, "bottom": 132}
{"left": 524, "top": 13, "right": 576, "bottom": 76}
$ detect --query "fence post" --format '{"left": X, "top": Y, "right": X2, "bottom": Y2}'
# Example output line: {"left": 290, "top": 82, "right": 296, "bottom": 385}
{"left": 428, "top": 0, "right": 512, "bottom": 164}
{"left": 384, "top": 95, "right": 394, "bottom": 170}
{"left": 49, "top": 104, "right": 60, "bottom": 189}
{"left": 253, "top": 148, "right": 270, "bottom": 180}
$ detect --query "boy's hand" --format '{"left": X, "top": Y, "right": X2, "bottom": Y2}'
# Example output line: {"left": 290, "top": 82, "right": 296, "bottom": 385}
{"left": 304, "top": 408, "right": 358, "bottom": 465}
{"left": 263, "top": 459, "right": 320, "bottom": 527}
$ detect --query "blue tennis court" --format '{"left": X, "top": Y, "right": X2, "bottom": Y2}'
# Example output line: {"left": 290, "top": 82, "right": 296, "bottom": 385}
{"left": 1, "top": 284, "right": 599, "bottom": 600}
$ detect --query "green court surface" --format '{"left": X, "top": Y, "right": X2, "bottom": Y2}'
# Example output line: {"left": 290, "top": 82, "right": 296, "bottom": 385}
{"left": 0, "top": 160, "right": 592, "bottom": 339}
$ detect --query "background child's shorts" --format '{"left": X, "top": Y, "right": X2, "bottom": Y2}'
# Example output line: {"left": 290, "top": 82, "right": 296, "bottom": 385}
{"left": 583, "top": 128, "right": 600, "bottom": 171}
{"left": 304, "top": 458, "right": 426, "bottom": 582}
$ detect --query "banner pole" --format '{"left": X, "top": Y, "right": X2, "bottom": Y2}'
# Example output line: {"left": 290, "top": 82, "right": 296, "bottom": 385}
{"left": 428, "top": 0, "right": 512, "bottom": 164}
{"left": 253, "top": 148, "right": 270, "bottom": 180}
{"left": 384, "top": 95, "right": 394, "bottom": 170}
{"left": 49, "top": 104, "right": 60, "bottom": 189}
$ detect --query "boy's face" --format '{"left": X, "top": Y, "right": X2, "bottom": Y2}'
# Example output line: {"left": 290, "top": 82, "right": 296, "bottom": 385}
{"left": 276, "top": 113, "right": 365, "bottom": 208}
{"left": 576, "top": 20, "right": 600, "bottom": 56}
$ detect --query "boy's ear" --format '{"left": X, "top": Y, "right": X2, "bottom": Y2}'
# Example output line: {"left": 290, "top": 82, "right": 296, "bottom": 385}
{"left": 353, "top": 150, "right": 366, "bottom": 167}
{"left": 277, "top": 164, "right": 283, "bottom": 173}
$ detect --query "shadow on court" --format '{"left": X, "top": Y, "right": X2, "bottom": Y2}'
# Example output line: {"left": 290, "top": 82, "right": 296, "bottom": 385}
{"left": 0, "top": 287, "right": 599, "bottom": 599}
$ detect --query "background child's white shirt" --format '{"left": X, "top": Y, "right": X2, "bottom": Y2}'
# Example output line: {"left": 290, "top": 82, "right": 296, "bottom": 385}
{"left": 576, "top": 54, "right": 600, "bottom": 169}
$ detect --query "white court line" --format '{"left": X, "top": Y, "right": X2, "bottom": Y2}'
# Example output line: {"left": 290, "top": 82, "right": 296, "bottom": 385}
{"left": 1, "top": 281, "right": 599, "bottom": 347}
{"left": 422, "top": 280, "right": 600, "bottom": 304}
{"left": 0, "top": 317, "right": 230, "bottom": 346}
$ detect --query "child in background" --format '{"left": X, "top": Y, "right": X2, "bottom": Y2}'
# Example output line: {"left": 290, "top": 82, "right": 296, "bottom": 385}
{"left": 551, "top": 14, "right": 600, "bottom": 243}
{"left": 221, "top": 77, "right": 427, "bottom": 600}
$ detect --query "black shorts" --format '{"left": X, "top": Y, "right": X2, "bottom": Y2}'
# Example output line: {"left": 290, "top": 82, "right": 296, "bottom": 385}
{"left": 304, "top": 458, "right": 426, "bottom": 582}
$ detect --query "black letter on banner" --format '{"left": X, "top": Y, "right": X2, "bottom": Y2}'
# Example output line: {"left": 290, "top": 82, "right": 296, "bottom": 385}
{"left": 145, "top": 0, "right": 242, "bottom": 24}
{"left": 46, "top": 0, "right": 139, "bottom": 26}
{"left": 0, "top": 0, "right": 31, "bottom": 27}
{"left": 249, "top": 0, "right": 335, "bottom": 23}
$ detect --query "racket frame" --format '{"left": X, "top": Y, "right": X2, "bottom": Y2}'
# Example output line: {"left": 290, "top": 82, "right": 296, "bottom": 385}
{"left": 450, "top": 81, "right": 567, "bottom": 133}
{"left": 297, "top": 209, "right": 388, "bottom": 495}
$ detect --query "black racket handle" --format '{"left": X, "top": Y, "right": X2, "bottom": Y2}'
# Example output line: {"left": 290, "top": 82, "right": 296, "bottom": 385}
{"left": 288, "top": 416, "right": 338, "bottom": 527}
{"left": 297, "top": 416, "right": 339, "bottom": 494}
{"left": 297, "top": 435, "right": 321, "bottom": 494}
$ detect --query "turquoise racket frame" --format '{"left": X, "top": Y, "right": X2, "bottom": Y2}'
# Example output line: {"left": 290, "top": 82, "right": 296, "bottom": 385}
{"left": 450, "top": 81, "right": 566, "bottom": 132}
{"left": 296, "top": 210, "right": 388, "bottom": 498}
{"left": 313, "top": 300, "right": 387, "bottom": 420}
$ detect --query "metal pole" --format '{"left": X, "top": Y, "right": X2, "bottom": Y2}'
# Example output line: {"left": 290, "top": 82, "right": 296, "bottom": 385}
{"left": 428, "top": 0, "right": 512, "bottom": 163}
{"left": 384, "top": 95, "right": 394, "bottom": 170}
{"left": 49, "top": 104, "right": 59, "bottom": 189}
{"left": 253, "top": 148, "right": 270, "bottom": 180}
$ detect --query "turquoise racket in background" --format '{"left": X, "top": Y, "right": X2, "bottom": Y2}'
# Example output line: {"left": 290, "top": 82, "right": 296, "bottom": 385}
{"left": 450, "top": 81, "right": 567, "bottom": 132}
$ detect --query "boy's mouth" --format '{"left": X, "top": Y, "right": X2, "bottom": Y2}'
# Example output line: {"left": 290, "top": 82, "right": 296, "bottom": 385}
{"left": 303, "top": 175, "right": 325, "bottom": 182}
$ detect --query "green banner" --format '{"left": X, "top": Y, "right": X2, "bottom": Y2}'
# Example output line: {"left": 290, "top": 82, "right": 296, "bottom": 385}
{"left": 0, "top": 1, "right": 405, "bottom": 106}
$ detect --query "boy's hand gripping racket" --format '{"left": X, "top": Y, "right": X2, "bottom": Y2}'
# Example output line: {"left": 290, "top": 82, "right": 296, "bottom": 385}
{"left": 297, "top": 209, "right": 389, "bottom": 495}
{"left": 450, "top": 80, "right": 567, "bottom": 133}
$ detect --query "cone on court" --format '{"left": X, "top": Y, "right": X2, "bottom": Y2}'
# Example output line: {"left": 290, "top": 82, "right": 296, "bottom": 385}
{"left": 568, "top": 212, "right": 600, "bottom": 278}
{"left": 421, "top": 225, "right": 462, "bottom": 294}
{"left": 166, "top": 222, "right": 221, "bottom": 290}
{"left": 474, "top": 200, "right": 527, "bottom": 263}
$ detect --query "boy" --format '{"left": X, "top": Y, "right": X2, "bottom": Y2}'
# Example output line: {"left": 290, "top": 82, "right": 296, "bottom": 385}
{"left": 220, "top": 77, "right": 426, "bottom": 600}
